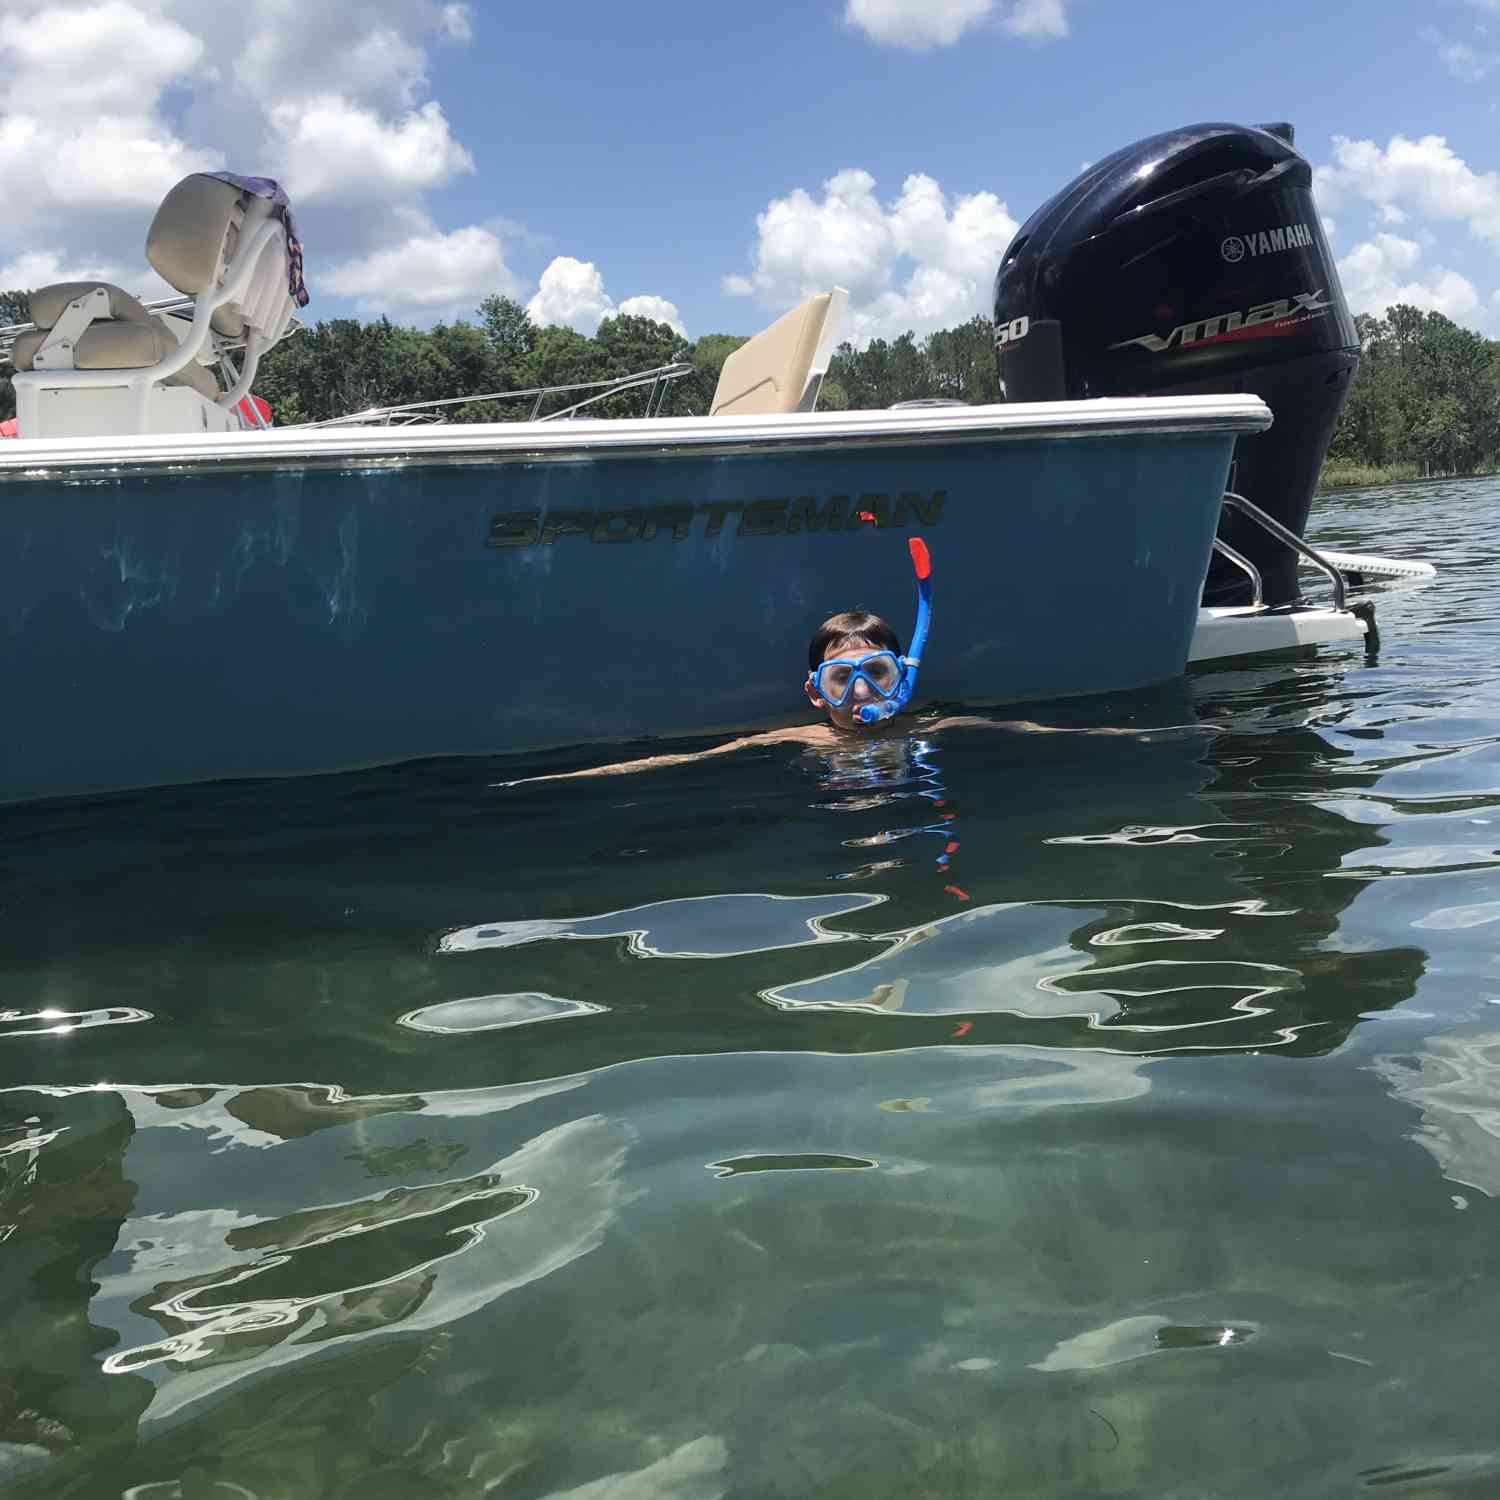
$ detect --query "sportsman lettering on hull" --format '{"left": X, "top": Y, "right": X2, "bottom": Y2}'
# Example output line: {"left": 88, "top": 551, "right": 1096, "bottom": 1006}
{"left": 487, "top": 491, "right": 946, "bottom": 546}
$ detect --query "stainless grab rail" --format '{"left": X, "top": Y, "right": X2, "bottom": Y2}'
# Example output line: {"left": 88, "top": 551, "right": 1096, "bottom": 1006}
{"left": 1221, "top": 489, "right": 1347, "bottom": 613}
{"left": 298, "top": 362, "right": 696, "bottom": 429}
{"left": 1211, "top": 538, "right": 1264, "bottom": 608}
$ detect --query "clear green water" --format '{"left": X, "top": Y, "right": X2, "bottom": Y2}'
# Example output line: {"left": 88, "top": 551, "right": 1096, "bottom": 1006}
{"left": 4, "top": 477, "right": 1499, "bottom": 1499}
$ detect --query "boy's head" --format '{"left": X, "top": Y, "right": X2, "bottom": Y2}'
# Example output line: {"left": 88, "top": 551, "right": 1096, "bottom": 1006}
{"left": 805, "top": 611, "right": 904, "bottom": 729}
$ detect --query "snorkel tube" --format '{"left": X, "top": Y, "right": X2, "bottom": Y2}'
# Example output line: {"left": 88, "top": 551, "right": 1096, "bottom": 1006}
{"left": 857, "top": 537, "right": 933, "bottom": 724}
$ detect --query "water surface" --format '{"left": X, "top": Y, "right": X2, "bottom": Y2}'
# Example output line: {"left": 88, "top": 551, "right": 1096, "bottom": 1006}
{"left": 4, "top": 477, "right": 1499, "bottom": 1498}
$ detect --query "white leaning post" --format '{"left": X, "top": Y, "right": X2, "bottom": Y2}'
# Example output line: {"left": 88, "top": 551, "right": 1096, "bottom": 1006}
{"left": 12, "top": 200, "right": 291, "bottom": 436}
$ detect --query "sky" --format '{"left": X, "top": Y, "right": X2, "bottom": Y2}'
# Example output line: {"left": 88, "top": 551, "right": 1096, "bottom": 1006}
{"left": 2, "top": 0, "right": 1499, "bottom": 346}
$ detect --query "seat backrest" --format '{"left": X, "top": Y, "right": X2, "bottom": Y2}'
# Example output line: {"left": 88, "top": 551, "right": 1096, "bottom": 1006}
{"left": 710, "top": 289, "right": 848, "bottom": 417}
{"left": 146, "top": 174, "right": 295, "bottom": 345}
{"left": 147, "top": 174, "right": 248, "bottom": 335}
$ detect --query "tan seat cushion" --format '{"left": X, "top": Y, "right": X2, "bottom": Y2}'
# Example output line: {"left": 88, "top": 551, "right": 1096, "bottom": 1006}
{"left": 146, "top": 174, "right": 246, "bottom": 338}
{"left": 167, "top": 359, "right": 219, "bottom": 398}
{"left": 12, "top": 319, "right": 170, "bottom": 371}
{"left": 28, "top": 281, "right": 152, "bottom": 330}
{"left": 12, "top": 317, "right": 219, "bottom": 397}
{"left": 710, "top": 293, "right": 833, "bottom": 416}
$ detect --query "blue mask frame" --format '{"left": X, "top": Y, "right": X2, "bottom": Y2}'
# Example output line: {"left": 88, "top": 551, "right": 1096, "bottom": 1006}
{"left": 809, "top": 650, "right": 905, "bottom": 708}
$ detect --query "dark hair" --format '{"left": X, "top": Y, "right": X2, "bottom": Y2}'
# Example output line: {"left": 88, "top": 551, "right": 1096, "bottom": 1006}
{"left": 807, "top": 611, "right": 901, "bottom": 672}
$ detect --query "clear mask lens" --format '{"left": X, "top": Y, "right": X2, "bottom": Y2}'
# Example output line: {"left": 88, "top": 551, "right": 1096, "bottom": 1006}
{"left": 815, "top": 652, "right": 903, "bottom": 707}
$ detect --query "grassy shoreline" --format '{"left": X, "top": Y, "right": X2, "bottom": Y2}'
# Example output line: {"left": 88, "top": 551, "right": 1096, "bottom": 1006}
{"left": 1317, "top": 460, "right": 1499, "bottom": 491}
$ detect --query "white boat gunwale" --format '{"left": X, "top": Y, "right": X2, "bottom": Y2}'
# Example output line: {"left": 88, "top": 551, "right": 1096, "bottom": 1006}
{"left": 0, "top": 394, "right": 1273, "bottom": 479}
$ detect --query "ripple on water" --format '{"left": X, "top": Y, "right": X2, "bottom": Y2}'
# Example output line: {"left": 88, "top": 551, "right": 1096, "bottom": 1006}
{"left": 1030, "top": 1315, "right": 1258, "bottom": 1372}
{"left": 399, "top": 992, "right": 606, "bottom": 1033}
{"left": 760, "top": 899, "right": 1309, "bottom": 1048}
{"left": 1, "top": 1005, "right": 151, "bottom": 1037}
{"left": 706, "top": 1153, "right": 878, "bottom": 1178}
{"left": 437, "top": 891, "right": 884, "bottom": 958}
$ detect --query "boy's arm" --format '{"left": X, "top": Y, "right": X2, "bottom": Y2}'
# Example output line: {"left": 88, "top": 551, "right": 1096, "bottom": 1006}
{"left": 927, "top": 715, "right": 1215, "bottom": 739}
{"left": 497, "top": 725, "right": 835, "bottom": 786}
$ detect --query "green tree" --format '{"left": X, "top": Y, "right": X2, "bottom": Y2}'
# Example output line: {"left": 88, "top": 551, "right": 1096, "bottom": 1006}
{"left": 2, "top": 287, "right": 32, "bottom": 421}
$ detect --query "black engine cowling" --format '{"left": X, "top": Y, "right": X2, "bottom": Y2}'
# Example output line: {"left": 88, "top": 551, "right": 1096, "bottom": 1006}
{"left": 993, "top": 121, "right": 1358, "bottom": 607}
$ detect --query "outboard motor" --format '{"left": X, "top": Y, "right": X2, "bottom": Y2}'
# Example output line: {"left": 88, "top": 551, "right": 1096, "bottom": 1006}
{"left": 993, "top": 122, "right": 1358, "bottom": 606}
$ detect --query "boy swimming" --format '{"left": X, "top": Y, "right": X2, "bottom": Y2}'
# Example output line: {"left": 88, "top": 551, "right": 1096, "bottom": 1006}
{"left": 805, "top": 536, "right": 933, "bottom": 729}
{"left": 502, "top": 539, "right": 1183, "bottom": 787}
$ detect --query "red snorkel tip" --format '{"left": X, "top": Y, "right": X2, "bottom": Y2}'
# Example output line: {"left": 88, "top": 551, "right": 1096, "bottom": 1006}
{"left": 908, "top": 537, "right": 932, "bottom": 580}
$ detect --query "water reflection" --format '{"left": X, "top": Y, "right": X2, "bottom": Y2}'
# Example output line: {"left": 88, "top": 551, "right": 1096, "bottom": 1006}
{"left": 439, "top": 891, "right": 884, "bottom": 959}
{"left": 1029, "top": 1315, "right": 1258, "bottom": 1372}
{"left": 1374, "top": 1026, "right": 1500, "bottom": 1199}
{"left": 400, "top": 993, "right": 607, "bottom": 1033}
{"left": 7, "top": 494, "right": 1497, "bottom": 1498}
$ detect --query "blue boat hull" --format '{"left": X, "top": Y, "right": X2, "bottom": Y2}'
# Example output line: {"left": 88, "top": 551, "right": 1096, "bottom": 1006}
{"left": 1, "top": 430, "right": 1233, "bottom": 803}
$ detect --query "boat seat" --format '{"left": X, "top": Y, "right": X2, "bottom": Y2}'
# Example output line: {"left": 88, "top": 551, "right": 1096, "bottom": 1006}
{"left": 10, "top": 281, "right": 218, "bottom": 397}
{"left": 9, "top": 171, "right": 300, "bottom": 436}
{"left": 147, "top": 174, "right": 289, "bottom": 342}
{"left": 710, "top": 288, "right": 848, "bottom": 417}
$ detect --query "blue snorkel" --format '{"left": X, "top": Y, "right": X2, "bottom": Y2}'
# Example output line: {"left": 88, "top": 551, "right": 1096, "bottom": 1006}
{"left": 856, "top": 537, "right": 933, "bottom": 725}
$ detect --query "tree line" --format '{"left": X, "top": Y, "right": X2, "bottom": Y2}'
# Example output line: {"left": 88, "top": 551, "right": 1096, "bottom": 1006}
{"left": 0, "top": 290, "right": 1000, "bottom": 425}
{"left": 3, "top": 288, "right": 1497, "bottom": 479}
{"left": 1326, "top": 307, "right": 1500, "bottom": 478}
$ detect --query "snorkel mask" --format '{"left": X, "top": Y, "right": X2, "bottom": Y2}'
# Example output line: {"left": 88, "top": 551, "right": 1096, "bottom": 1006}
{"left": 808, "top": 538, "right": 933, "bottom": 726}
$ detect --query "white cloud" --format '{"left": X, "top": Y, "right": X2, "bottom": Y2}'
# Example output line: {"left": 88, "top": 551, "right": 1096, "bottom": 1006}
{"left": 324, "top": 225, "right": 519, "bottom": 313}
{"left": 527, "top": 257, "right": 615, "bottom": 334}
{"left": 179, "top": 0, "right": 467, "bottom": 112}
{"left": 1437, "top": 38, "right": 1500, "bottom": 82}
{"left": 0, "top": 249, "right": 175, "bottom": 303}
{"left": 524, "top": 259, "right": 685, "bottom": 337}
{"left": 845, "top": 0, "right": 1066, "bottom": 47}
{"left": 268, "top": 98, "right": 473, "bottom": 202}
{"left": 0, "top": 249, "right": 133, "bottom": 290}
{"left": 437, "top": 3, "right": 472, "bottom": 41}
{"left": 1337, "top": 233, "right": 1481, "bottom": 323}
{"left": 845, "top": 0, "right": 993, "bottom": 48}
{"left": 1315, "top": 134, "right": 1500, "bottom": 247}
{"left": 725, "top": 169, "right": 1018, "bottom": 341}
{"left": 0, "top": 3, "right": 221, "bottom": 234}
{"left": 0, "top": 1, "right": 201, "bottom": 114}
{"left": 614, "top": 295, "right": 687, "bottom": 337}
{"left": 1005, "top": 0, "right": 1067, "bottom": 37}
{"left": 0, "top": 115, "right": 222, "bottom": 226}
{"left": 0, "top": 0, "right": 484, "bottom": 299}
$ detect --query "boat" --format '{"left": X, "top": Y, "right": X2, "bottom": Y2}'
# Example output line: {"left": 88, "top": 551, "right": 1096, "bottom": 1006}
{"left": 0, "top": 127, "right": 1428, "bottom": 806}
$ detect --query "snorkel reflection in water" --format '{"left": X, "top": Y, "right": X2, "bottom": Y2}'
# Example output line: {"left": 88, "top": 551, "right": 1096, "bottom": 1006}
{"left": 807, "top": 538, "right": 934, "bottom": 727}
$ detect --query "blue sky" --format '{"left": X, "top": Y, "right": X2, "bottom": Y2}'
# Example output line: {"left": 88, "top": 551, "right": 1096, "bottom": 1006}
{"left": 3, "top": 0, "right": 1499, "bottom": 342}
